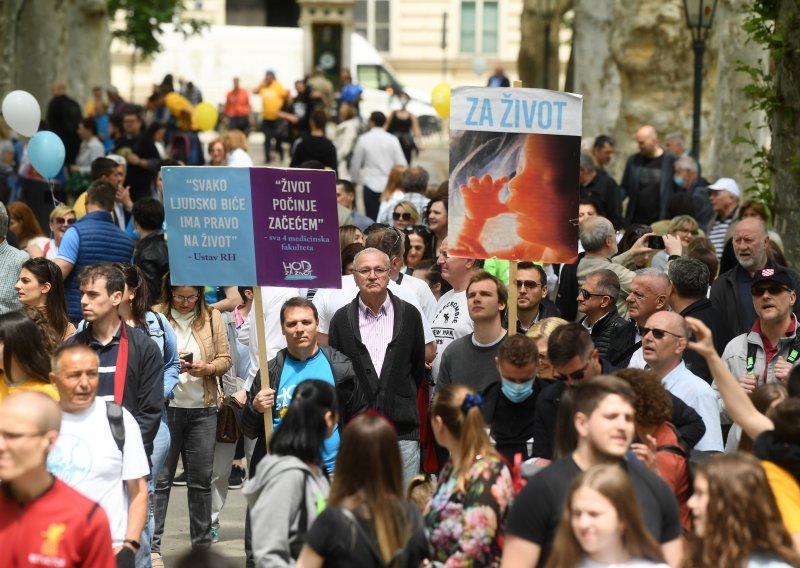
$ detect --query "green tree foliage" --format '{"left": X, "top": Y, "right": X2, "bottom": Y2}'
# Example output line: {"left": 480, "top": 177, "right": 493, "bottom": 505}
{"left": 107, "top": 0, "right": 207, "bottom": 57}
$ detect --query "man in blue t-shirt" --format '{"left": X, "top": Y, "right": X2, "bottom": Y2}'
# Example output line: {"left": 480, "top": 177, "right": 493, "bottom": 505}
{"left": 241, "top": 298, "right": 367, "bottom": 474}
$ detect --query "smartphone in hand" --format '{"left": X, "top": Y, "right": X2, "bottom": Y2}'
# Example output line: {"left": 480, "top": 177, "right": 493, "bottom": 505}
{"left": 648, "top": 235, "right": 666, "bottom": 250}
{"left": 179, "top": 352, "right": 194, "bottom": 365}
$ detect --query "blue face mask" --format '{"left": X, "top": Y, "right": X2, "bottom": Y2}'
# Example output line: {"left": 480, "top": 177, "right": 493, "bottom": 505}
{"left": 501, "top": 378, "right": 534, "bottom": 403}
{"left": 673, "top": 175, "right": 686, "bottom": 188}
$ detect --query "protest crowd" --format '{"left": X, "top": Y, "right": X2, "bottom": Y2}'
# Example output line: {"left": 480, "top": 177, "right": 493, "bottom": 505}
{"left": 1, "top": 68, "right": 800, "bottom": 568}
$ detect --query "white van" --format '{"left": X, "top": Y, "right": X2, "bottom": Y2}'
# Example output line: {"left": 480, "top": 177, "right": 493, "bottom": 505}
{"left": 149, "top": 25, "right": 440, "bottom": 131}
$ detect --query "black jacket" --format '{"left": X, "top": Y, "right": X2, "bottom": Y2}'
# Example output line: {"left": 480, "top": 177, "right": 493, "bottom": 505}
{"left": 514, "top": 299, "right": 561, "bottom": 334}
{"left": 62, "top": 322, "right": 164, "bottom": 457}
{"left": 555, "top": 253, "right": 584, "bottom": 322}
{"left": 582, "top": 307, "right": 636, "bottom": 367}
{"left": 679, "top": 298, "right": 730, "bottom": 383}
{"left": 134, "top": 230, "right": 169, "bottom": 304}
{"left": 329, "top": 291, "right": 426, "bottom": 440}
{"left": 710, "top": 262, "right": 800, "bottom": 339}
{"left": 581, "top": 169, "right": 623, "bottom": 229}
{"left": 620, "top": 151, "right": 678, "bottom": 225}
{"left": 530, "top": 362, "right": 707, "bottom": 459}
{"left": 241, "top": 344, "right": 368, "bottom": 476}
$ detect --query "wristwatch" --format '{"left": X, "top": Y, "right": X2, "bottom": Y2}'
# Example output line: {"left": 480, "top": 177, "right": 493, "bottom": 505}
{"left": 123, "top": 539, "right": 141, "bottom": 551}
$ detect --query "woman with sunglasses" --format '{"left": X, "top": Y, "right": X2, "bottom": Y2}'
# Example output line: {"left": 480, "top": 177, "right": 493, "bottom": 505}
{"left": 392, "top": 201, "right": 419, "bottom": 231}
{"left": 15, "top": 257, "right": 75, "bottom": 343}
{"left": 152, "top": 275, "right": 231, "bottom": 558}
{"left": 32, "top": 205, "right": 77, "bottom": 260}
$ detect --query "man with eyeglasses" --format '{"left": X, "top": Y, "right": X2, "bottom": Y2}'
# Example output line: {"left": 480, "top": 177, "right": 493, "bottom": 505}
{"left": 625, "top": 269, "right": 671, "bottom": 369}
{"left": 531, "top": 323, "right": 706, "bottom": 460}
{"left": 577, "top": 269, "right": 635, "bottom": 366}
{"left": 0, "top": 391, "right": 115, "bottom": 567}
{"left": 641, "top": 311, "right": 723, "bottom": 452}
{"left": 329, "top": 247, "right": 427, "bottom": 487}
{"left": 710, "top": 217, "right": 800, "bottom": 338}
{"left": 61, "top": 263, "right": 163, "bottom": 460}
{"left": 515, "top": 262, "right": 560, "bottom": 334}
{"left": 721, "top": 266, "right": 800, "bottom": 401}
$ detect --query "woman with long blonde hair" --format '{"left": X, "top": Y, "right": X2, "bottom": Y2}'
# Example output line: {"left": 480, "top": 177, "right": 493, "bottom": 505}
{"left": 546, "top": 464, "right": 667, "bottom": 568}
{"left": 424, "top": 385, "right": 513, "bottom": 566}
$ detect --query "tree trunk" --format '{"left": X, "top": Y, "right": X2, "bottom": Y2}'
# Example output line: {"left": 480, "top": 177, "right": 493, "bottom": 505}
{"left": 518, "top": 0, "right": 571, "bottom": 89}
{"left": 772, "top": 1, "right": 800, "bottom": 266}
{"left": 709, "top": 0, "right": 769, "bottom": 191}
{"left": 0, "top": 0, "right": 110, "bottom": 129}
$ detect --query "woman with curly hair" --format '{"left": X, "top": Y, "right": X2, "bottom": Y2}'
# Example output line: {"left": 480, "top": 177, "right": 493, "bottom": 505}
{"left": 615, "top": 368, "right": 691, "bottom": 532}
{"left": 686, "top": 453, "right": 800, "bottom": 567}
{"left": 15, "top": 257, "right": 75, "bottom": 343}
{"left": 546, "top": 464, "right": 668, "bottom": 568}
{"left": 424, "top": 384, "right": 514, "bottom": 566}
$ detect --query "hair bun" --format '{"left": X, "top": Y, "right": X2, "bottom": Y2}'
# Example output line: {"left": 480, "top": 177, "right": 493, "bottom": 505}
{"left": 460, "top": 393, "right": 484, "bottom": 415}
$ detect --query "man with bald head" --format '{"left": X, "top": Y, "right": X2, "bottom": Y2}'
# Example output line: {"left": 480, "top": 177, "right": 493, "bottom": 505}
{"left": 620, "top": 125, "right": 679, "bottom": 226}
{"left": 577, "top": 216, "right": 680, "bottom": 320}
{"left": 641, "top": 311, "right": 723, "bottom": 452}
{"left": 711, "top": 216, "right": 800, "bottom": 337}
{"left": 625, "top": 268, "right": 672, "bottom": 368}
{"left": 0, "top": 392, "right": 115, "bottom": 567}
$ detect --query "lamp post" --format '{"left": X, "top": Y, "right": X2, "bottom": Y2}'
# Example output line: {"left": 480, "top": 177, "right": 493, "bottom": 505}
{"left": 683, "top": 0, "right": 718, "bottom": 161}
{"left": 533, "top": 0, "right": 556, "bottom": 89}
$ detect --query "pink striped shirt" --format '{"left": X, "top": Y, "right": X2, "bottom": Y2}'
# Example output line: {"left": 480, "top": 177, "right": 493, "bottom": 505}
{"left": 358, "top": 294, "right": 394, "bottom": 376}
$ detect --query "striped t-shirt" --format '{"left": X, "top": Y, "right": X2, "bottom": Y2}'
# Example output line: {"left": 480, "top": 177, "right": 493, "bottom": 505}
{"left": 708, "top": 214, "right": 735, "bottom": 259}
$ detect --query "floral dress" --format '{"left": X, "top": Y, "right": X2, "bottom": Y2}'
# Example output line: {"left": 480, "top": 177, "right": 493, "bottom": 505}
{"left": 424, "top": 454, "right": 514, "bottom": 567}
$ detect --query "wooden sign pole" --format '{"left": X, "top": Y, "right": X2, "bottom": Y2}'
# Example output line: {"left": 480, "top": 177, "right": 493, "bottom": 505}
{"left": 507, "top": 79, "right": 524, "bottom": 336}
{"left": 252, "top": 287, "right": 272, "bottom": 447}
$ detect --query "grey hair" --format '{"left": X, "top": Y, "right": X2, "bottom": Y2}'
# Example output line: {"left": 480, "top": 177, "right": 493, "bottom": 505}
{"left": 0, "top": 202, "right": 8, "bottom": 236}
{"left": 353, "top": 247, "right": 390, "bottom": 269}
{"left": 579, "top": 151, "right": 597, "bottom": 172}
{"left": 666, "top": 132, "right": 686, "bottom": 144}
{"left": 587, "top": 268, "right": 621, "bottom": 300}
{"left": 579, "top": 216, "right": 614, "bottom": 252}
{"left": 634, "top": 267, "right": 670, "bottom": 292}
{"left": 401, "top": 166, "right": 429, "bottom": 194}
{"left": 668, "top": 257, "right": 710, "bottom": 298}
{"left": 675, "top": 155, "right": 698, "bottom": 173}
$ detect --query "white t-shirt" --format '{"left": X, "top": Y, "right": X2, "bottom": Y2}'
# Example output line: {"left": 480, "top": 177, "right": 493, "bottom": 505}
{"left": 430, "top": 290, "right": 473, "bottom": 383}
{"left": 397, "top": 272, "right": 437, "bottom": 321}
{"left": 48, "top": 400, "right": 149, "bottom": 547}
{"left": 313, "top": 275, "right": 434, "bottom": 343}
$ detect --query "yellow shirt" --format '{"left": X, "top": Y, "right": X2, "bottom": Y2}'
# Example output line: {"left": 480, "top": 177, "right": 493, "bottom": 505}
{"left": 165, "top": 92, "right": 197, "bottom": 131}
{"left": 762, "top": 460, "right": 800, "bottom": 535}
{"left": 258, "top": 81, "right": 287, "bottom": 120}
{"left": 0, "top": 381, "right": 60, "bottom": 402}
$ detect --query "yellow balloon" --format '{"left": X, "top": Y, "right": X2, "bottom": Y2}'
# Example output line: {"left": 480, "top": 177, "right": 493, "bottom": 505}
{"left": 194, "top": 102, "right": 219, "bottom": 131}
{"left": 431, "top": 83, "right": 451, "bottom": 119}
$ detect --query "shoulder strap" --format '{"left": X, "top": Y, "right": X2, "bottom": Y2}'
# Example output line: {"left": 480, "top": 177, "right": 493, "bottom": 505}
{"left": 338, "top": 507, "right": 387, "bottom": 567}
{"left": 746, "top": 341, "right": 758, "bottom": 375}
{"left": 105, "top": 401, "right": 125, "bottom": 454}
{"left": 297, "top": 470, "right": 309, "bottom": 534}
{"left": 786, "top": 331, "right": 800, "bottom": 364}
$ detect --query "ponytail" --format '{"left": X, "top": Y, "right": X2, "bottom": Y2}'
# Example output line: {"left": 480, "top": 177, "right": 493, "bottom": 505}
{"left": 431, "top": 385, "right": 496, "bottom": 493}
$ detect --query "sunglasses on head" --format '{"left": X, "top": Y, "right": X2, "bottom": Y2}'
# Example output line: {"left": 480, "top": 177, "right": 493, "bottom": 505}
{"left": 641, "top": 326, "right": 684, "bottom": 340}
{"left": 393, "top": 212, "right": 413, "bottom": 221}
{"left": 752, "top": 284, "right": 791, "bottom": 297}
{"left": 404, "top": 225, "right": 430, "bottom": 236}
{"left": 54, "top": 217, "right": 76, "bottom": 225}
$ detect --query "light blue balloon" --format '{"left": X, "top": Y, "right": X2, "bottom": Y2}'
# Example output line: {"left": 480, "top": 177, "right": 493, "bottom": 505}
{"left": 28, "top": 131, "right": 65, "bottom": 179}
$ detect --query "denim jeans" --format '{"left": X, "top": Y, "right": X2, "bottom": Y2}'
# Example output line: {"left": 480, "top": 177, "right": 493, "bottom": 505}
{"left": 398, "top": 440, "right": 420, "bottom": 491}
{"left": 152, "top": 406, "right": 217, "bottom": 551}
{"left": 211, "top": 441, "right": 236, "bottom": 529}
{"left": 261, "top": 119, "right": 282, "bottom": 162}
{"left": 136, "top": 413, "right": 171, "bottom": 567}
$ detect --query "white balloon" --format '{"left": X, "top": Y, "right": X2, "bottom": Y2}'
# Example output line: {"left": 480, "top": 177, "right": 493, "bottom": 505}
{"left": 2, "top": 90, "right": 41, "bottom": 137}
{"left": 473, "top": 57, "right": 487, "bottom": 76}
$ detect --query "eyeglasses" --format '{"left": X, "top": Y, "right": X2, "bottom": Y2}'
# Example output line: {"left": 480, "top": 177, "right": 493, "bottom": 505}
{"left": 393, "top": 212, "right": 413, "bottom": 221}
{"left": 354, "top": 267, "right": 389, "bottom": 277}
{"left": 53, "top": 217, "right": 76, "bottom": 226}
{"left": 752, "top": 285, "right": 791, "bottom": 297}
{"left": 517, "top": 280, "right": 542, "bottom": 290}
{"left": 557, "top": 361, "right": 591, "bottom": 382}
{"left": 0, "top": 430, "right": 45, "bottom": 441}
{"left": 641, "top": 326, "right": 685, "bottom": 340}
{"left": 578, "top": 288, "right": 608, "bottom": 300}
{"left": 174, "top": 294, "right": 199, "bottom": 303}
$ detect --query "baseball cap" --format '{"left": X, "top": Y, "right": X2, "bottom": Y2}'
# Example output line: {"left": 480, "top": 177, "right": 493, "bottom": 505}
{"left": 751, "top": 266, "right": 793, "bottom": 290}
{"left": 708, "top": 178, "right": 740, "bottom": 198}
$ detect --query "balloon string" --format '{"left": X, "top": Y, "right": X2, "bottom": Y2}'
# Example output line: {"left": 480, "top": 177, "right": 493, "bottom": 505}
{"left": 49, "top": 178, "right": 64, "bottom": 209}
